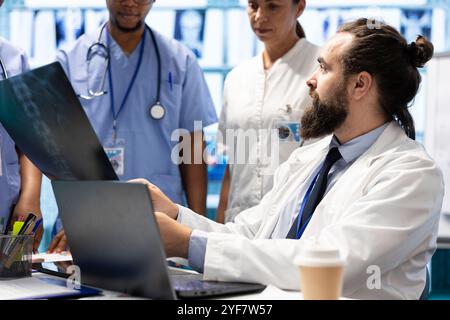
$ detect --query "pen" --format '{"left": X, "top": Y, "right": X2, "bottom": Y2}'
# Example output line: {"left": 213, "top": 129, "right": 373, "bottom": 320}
{"left": 21, "top": 213, "right": 37, "bottom": 229}
{"left": 19, "top": 214, "right": 37, "bottom": 237}
{"left": 168, "top": 71, "right": 173, "bottom": 91}
{"left": 0, "top": 217, "right": 4, "bottom": 235}
{"left": 16, "top": 213, "right": 36, "bottom": 236}
{"left": 32, "top": 219, "right": 43, "bottom": 233}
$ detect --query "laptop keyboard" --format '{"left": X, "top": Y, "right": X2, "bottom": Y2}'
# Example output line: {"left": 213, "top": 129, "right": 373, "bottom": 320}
{"left": 172, "top": 274, "right": 266, "bottom": 298}
{"left": 175, "top": 279, "right": 236, "bottom": 292}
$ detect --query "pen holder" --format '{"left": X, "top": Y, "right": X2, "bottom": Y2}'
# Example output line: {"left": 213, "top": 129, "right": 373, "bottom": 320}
{"left": 0, "top": 234, "right": 33, "bottom": 279}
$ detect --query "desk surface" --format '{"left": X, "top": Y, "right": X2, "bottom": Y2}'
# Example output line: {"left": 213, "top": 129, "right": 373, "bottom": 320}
{"left": 31, "top": 272, "right": 306, "bottom": 300}
{"left": 220, "top": 286, "right": 304, "bottom": 300}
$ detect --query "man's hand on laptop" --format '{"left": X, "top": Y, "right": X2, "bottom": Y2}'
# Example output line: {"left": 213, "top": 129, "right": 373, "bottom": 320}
{"left": 155, "top": 212, "right": 192, "bottom": 258}
{"left": 128, "top": 179, "right": 179, "bottom": 219}
{"left": 48, "top": 229, "right": 68, "bottom": 253}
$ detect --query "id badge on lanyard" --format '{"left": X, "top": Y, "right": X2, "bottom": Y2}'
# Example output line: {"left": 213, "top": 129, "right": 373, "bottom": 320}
{"left": 104, "top": 134, "right": 125, "bottom": 177}
{"left": 275, "top": 120, "right": 301, "bottom": 143}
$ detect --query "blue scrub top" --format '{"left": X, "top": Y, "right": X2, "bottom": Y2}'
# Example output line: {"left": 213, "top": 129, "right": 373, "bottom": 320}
{"left": 0, "top": 37, "right": 28, "bottom": 233}
{"left": 58, "top": 26, "right": 218, "bottom": 204}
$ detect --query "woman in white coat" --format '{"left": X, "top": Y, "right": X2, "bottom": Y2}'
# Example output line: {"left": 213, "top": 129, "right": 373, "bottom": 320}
{"left": 216, "top": 0, "right": 321, "bottom": 223}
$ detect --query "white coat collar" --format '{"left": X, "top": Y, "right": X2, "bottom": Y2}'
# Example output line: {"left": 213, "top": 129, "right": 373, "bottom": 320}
{"left": 257, "top": 122, "right": 405, "bottom": 238}
{"left": 293, "top": 121, "right": 404, "bottom": 163}
{"left": 294, "top": 135, "right": 333, "bottom": 162}
{"left": 257, "top": 38, "right": 309, "bottom": 74}
{"left": 298, "top": 121, "right": 408, "bottom": 241}
{"left": 361, "top": 121, "right": 408, "bottom": 165}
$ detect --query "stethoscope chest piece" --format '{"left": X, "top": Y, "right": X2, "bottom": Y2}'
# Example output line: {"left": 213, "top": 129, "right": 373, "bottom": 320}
{"left": 150, "top": 102, "right": 165, "bottom": 120}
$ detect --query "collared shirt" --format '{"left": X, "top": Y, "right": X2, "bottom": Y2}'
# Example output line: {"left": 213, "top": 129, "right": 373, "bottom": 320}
{"left": 187, "top": 122, "right": 389, "bottom": 272}
{"left": 57, "top": 26, "right": 218, "bottom": 204}
{"left": 218, "top": 38, "right": 321, "bottom": 222}
{"left": 0, "top": 37, "right": 28, "bottom": 233}
{"left": 271, "top": 122, "right": 389, "bottom": 238}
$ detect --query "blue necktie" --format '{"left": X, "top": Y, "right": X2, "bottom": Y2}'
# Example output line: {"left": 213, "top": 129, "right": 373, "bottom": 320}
{"left": 286, "top": 147, "right": 342, "bottom": 239}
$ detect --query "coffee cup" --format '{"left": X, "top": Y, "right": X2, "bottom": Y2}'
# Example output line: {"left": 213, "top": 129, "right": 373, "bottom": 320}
{"left": 294, "top": 244, "right": 345, "bottom": 300}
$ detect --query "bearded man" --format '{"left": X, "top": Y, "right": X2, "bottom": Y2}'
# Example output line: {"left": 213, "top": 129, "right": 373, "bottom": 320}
{"left": 133, "top": 19, "right": 444, "bottom": 300}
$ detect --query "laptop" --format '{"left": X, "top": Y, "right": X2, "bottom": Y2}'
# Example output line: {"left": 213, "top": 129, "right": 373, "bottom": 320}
{"left": 0, "top": 62, "right": 117, "bottom": 180}
{"left": 51, "top": 180, "right": 266, "bottom": 299}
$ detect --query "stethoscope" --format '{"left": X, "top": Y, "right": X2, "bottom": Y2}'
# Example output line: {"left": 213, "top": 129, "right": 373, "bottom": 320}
{"left": 79, "top": 23, "right": 166, "bottom": 122}
{"left": 0, "top": 56, "right": 8, "bottom": 79}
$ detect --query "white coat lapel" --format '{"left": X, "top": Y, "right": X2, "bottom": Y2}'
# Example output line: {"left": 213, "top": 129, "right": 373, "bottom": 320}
{"left": 255, "top": 137, "right": 332, "bottom": 238}
{"left": 301, "top": 122, "right": 406, "bottom": 238}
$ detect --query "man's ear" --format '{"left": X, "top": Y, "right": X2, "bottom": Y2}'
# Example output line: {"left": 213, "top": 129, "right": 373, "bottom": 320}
{"left": 351, "top": 71, "right": 373, "bottom": 101}
{"left": 296, "top": 0, "right": 306, "bottom": 18}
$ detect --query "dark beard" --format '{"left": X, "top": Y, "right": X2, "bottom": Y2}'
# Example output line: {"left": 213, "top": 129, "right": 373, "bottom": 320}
{"left": 300, "top": 85, "right": 349, "bottom": 140}
{"left": 111, "top": 18, "right": 143, "bottom": 33}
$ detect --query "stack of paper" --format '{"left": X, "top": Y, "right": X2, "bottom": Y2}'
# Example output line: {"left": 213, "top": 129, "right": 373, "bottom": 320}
{"left": 32, "top": 252, "right": 73, "bottom": 263}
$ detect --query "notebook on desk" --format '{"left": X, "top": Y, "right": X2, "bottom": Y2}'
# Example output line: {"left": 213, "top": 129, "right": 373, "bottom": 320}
{"left": 51, "top": 181, "right": 266, "bottom": 300}
{"left": 0, "top": 275, "right": 100, "bottom": 300}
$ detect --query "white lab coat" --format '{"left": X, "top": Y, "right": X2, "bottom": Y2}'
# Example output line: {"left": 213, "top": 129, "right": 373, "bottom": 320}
{"left": 218, "top": 38, "right": 321, "bottom": 222}
{"left": 178, "top": 122, "right": 444, "bottom": 299}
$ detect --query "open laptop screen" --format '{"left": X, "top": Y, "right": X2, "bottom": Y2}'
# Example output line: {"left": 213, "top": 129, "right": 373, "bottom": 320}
{"left": 0, "top": 62, "right": 117, "bottom": 180}
{"left": 52, "top": 180, "right": 176, "bottom": 299}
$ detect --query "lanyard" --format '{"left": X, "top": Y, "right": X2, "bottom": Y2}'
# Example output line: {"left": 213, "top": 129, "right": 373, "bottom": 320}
{"left": 106, "top": 27, "right": 146, "bottom": 143}
{"left": 295, "top": 167, "right": 322, "bottom": 239}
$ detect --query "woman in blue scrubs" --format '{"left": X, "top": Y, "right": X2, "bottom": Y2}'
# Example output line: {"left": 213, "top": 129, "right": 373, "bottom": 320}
{"left": 0, "top": 0, "right": 43, "bottom": 250}
{"left": 49, "top": 0, "right": 217, "bottom": 252}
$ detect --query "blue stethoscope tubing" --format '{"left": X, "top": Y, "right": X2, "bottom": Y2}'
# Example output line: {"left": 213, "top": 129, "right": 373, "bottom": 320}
{"left": 89, "top": 23, "right": 165, "bottom": 121}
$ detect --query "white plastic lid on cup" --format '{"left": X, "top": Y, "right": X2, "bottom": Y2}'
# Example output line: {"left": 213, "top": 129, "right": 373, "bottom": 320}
{"left": 294, "top": 243, "right": 346, "bottom": 268}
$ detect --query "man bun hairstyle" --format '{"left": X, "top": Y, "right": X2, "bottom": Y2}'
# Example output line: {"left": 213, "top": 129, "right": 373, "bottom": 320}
{"left": 407, "top": 35, "right": 434, "bottom": 68}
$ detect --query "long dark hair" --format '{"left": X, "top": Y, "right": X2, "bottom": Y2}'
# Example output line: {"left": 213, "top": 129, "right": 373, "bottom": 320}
{"left": 296, "top": 21, "right": 305, "bottom": 38}
{"left": 293, "top": 0, "right": 305, "bottom": 38}
{"left": 338, "top": 18, "right": 434, "bottom": 140}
